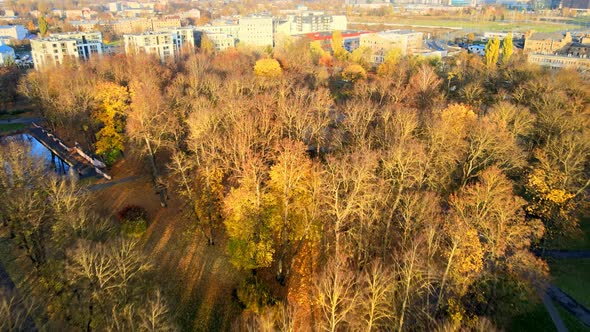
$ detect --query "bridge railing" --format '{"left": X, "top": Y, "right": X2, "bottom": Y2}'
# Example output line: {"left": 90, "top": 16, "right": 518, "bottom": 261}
{"left": 31, "top": 123, "right": 111, "bottom": 180}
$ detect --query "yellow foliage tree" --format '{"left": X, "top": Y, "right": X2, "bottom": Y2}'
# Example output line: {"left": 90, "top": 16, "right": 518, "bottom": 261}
{"left": 525, "top": 167, "right": 577, "bottom": 242}
{"left": 342, "top": 64, "right": 367, "bottom": 82}
{"left": 254, "top": 58, "right": 282, "bottom": 78}
{"left": 331, "top": 31, "right": 348, "bottom": 61}
{"left": 93, "top": 82, "right": 129, "bottom": 164}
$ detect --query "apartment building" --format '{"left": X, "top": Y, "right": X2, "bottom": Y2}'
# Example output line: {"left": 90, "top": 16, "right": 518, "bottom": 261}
{"left": 293, "top": 12, "right": 347, "bottom": 34}
{"left": 70, "top": 20, "right": 100, "bottom": 32}
{"left": 31, "top": 31, "right": 103, "bottom": 69}
{"left": 528, "top": 53, "right": 590, "bottom": 71}
{"left": 359, "top": 30, "right": 423, "bottom": 62}
{"left": 199, "top": 32, "right": 236, "bottom": 51}
{"left": 112, "top": 17, "right": 181, "bottom": 35}
{"left": 524, "top": 32, "right": 572, "bottom": 54}
{"left": 238, "top": 16, "right": 273, "bottom": 47}
{"left": 0, "top": 25, "right": 28, "bottom": 40}
{"left": 199, "top": 24, "right": 240, "bottom": 36}
{"left": 152, "top": 17, "right": 182, "bottom": 31}
{"left": 124, "top": 28, "right": 195, "bottom": 61}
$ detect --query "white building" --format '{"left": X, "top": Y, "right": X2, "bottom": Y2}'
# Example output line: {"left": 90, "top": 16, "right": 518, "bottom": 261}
{"left": 359, "top": 30, "right": 424, "bottom": 63}
{"left": 0, "top": 40, "right": 15, "bottom": 63}
{"left": 0, "top": 25, "right": 28, "bottom": 40}
{"left": 200, "top": 32, "right": 235, "bottom": 51}
{"left": 199, "top": 23, "right": 239, "bottom": 36}
{"left": 108, "top": 2, "right": 122, "bottom": 12}
{"left": 124, "top": 28, "right": 195, "bottom": 61}
{"left": 276, "top": 12, "right": 347, "bottom": 36}
{"left": 238, "top": 16, "right": 273, "bottom": 47}
{"left": 31, "top": 31, "right": 103, "bottom": 69}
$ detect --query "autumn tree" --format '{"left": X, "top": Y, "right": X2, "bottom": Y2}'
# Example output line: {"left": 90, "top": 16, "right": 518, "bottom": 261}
{"left": 485, "top": 37, "right": 500, "bottom": 67}
{"left": 127, "top": 59, "right": 173, "bottom": 206}
{"left": 38, "top": 16, "right": 48, "bottom": 36}
{"left": 501, "top": 33, "right": 513, "bottom": 63}
{"left": 331, "top": 30, "right": 348, "bottom": 61}
{"left": 342, "top": 64, "right": 367, "bottom": 82}
{"left": 224, "top": 158, "right": 274, "bottom": 270}
{"left": 450, "top": 167, "right": 547, "bottom": 317}
{"left": 267, "top": 140, "right": 320, "bottom": 284}
{"left": 254, "top": 58, "right": 282, "bottom": 78}
{"left": 93, "top": 81, "right": 129, "bottom": 165}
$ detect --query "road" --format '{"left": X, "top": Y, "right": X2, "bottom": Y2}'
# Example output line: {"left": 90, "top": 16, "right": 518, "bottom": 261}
{"left": 0, "top": 117, "right": 45, "bottom": 125}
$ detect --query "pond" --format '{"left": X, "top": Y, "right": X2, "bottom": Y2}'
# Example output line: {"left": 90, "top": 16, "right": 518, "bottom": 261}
{"left": 2, "top": 133, "right": 71, "bottom": 175}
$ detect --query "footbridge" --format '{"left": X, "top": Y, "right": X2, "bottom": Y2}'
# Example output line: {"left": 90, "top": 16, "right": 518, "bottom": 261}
{"left": 28, "top": 123, "right": 111, "bottom": 180}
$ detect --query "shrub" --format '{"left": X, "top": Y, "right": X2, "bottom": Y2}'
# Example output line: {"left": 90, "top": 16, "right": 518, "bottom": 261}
{"left": 117, "top": 205, "right": 148, "bottom": 237}
{"left": 121, "top": 218, "right": 147, "bottom": 238}
{"left": 236, "top": 276, "right": 276, "bottom": 314}
{"left": 117, "top": 205, "right": 147, "bottom": 222}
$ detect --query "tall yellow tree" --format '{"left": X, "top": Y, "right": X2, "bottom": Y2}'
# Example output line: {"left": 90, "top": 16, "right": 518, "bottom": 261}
{"left": 267, "top": 140, "right": 319, "bottom": 284}
{"left": 331, "top": 31, "right": 348, "bottom": 61}
{"left": 501, "top": 33, "right": 513, "bottom": 63}
{"left": 485, "top": 36, "right": 500, "bottom": 68}
{"left": 93, "top": 81, "right": 129, "bottom": 164}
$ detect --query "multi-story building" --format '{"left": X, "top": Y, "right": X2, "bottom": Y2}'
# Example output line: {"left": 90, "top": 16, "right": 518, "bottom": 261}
{"left": 112, "top": 18, "right": 151, "bottom": 34}
{"left": 111, "top": 17, "right": 181, "bottom": 35}
{"left": 528, "top": 53, "right": 590, "bottom": 71}
{"left": 199, "top": 23, "right": 240, "bottom": 36}
{"left": 124, "top": 28, "right": 195, "bottom": 61}
{"left": 238, "top": 16, "right": 273, "bottom": 47}
{"left": 108, "top": 2, "right": 122, "bottom": 12}
{"left": 524, "top": 31, "right": 572, "bottom": 54}
{"left": 124, "top": 31, "right": 175, "bottom": 61}
{"left": 292, "top": 12, "right": 347, "bottom": 34}
{"left": 275, "top": 12, "right": 347, "bottom": 36}
{"left": 152, "top": 17, "right": 182, "bottom": 31}
{"left": 70, "top": 20, "right": 100, "bottom": 32}
{"left": 359, "top": 30, "right": 423, "bottom": 62}
{"left": 31, "top": 31, "right": 103, "bottom": 69}
{"left": 303, "top": 30, "right": 370, "bottom": 52}
{"left": 196, "top": 23, "right": 240, "bottom": 51}
{"left": 0, "top": 25, "right": 28, "bottom": 41}
{"left": 0, "top": 40, "right": 15, "bottom": 63}
{"left": 197, "top": 32, "right": 236, "bottom": 51}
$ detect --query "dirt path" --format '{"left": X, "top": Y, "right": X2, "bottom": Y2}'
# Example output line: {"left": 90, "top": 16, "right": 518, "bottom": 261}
{"left": 548, "top": 284, "right": 590, "bottom": 328}
{"left": 86, "top": 175, "right": 142, "bottom": 192}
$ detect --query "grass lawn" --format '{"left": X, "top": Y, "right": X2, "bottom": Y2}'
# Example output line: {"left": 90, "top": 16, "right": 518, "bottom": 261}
{"left": 0, "top": 123, "right": 25, "bottom": 133}
{"left": 556, "top": 303, "right": 590, "bottom": 332}
{"left": 508, "top": 302, "right": 556, "bottom": 332}
{"left": 92, "top": 158, "right": 245, "bottom": 331}
{"left": 567, "top": 216, "right": 590, "bottom": 250}
{"left": 549, "top": 258, "right": 590, "bottom": 310}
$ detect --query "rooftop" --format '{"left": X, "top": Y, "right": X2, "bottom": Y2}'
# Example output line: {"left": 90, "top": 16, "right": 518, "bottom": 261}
{"left": 528, "top": 31, "right": 569, "bottom": 41}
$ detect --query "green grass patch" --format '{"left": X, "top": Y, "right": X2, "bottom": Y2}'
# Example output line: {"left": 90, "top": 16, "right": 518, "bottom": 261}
{"left": 508, "top": 302, "right": 556, "bottom": 332}
{"left": 556, "top": 303, "right": 590, "bottom": 332}
{"left": 549, "top": 258, "right": 590, "bottom": 309}
{"left": 0, "top": 109, "right": 28, "bottom": 120}
{"left": 0, "top": 123, "right": 25, "bottom": 133}
{"left": 567, "top": 216, "right": 590, "bottom": 250}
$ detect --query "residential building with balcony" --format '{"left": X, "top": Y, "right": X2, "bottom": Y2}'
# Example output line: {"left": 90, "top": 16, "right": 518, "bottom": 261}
{"left": 31, "top": 31, "right": 103, "bottom": 69}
